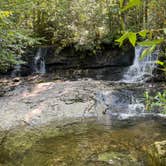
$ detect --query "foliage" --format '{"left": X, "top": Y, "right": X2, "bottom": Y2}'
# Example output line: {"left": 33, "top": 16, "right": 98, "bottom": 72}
{"left": 120, "top": 0, "right": 142, "bottom": 12}
{"left": 0, "top": 1, "right": 42, "bottom": 72}
{"left": 0, "top": 0, "right": 166, "bottom": 72}
{"left": 116, "top": 0, "right": 166, "bottom": 66}
{"left": 116, "top": 0, "right": 166, "bottom": 113}
{"left": 144, "top": 91, "right": 166, "bottom": 114}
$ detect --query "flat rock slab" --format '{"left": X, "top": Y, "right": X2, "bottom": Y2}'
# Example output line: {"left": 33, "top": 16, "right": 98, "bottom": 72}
{"left": 0, "top": 79, "right": 113, "bottom": 130}
{"left": 0, "top": 77, "right": 165, "bottom": 130}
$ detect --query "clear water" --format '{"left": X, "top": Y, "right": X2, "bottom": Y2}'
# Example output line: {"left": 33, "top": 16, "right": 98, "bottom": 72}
{"left": 0, "top": 118, "right": 166, "bottom": 166}
{"left": 122, "top": 46, "right": 158, "bottom": 83}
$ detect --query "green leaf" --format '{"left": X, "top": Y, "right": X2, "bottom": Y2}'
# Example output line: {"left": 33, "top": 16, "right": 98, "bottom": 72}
{"left": 116, "top": 32, "right": 137, "bottom": 47}
{"left": 163, "top": 28, "right": 166, "bottom": 35}
{"left": 139, "top": 45, "right": 156, "bottom": 60}
{"left": 128, "top": 32, "right": 136, "bottom": 46}
{"left": 120, "top": 0, "right": 124, "bottom": 8}
{"left": 121, "top": 0, "right": 142, "bottom": 12}
{"left": 156, "top": 60, "right": 164, "bottom": 66}
{"left": 139, "top": 48, "right": 149, "bottom": 60}
{"left": 138, "top": 39, "right": 164, "bottom": 47}
{"left": 138, "top": 30, "right": 148, "bottom": 38}
{"left": 0, "top": 10, "right": 12, "bottom": 19}
{"left": 115, "top": 32, "right": 129, "bottom": 46}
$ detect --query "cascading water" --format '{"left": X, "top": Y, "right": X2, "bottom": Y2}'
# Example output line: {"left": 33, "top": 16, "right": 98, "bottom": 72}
{"left": 11, "top": 56, "right": 22, "bottom": 77}
{"left": 96, "top": 46, "right": 159, "bottom": 120}
{"left": 96, "top": 89, "right": 146, "bottom": 121}
{"left": 11, "top": 63, "right": 21, "bottom": 77}
{"left": 34, "top": 48, "right": 47, "bottom": 74}
{"left": 122, "top": 46, "right": 158, "bottom": 83}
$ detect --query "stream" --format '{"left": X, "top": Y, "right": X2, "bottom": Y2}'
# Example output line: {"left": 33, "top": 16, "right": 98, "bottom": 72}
{"left": 0, "top": 117, "right": 166, "bottom": 166}
{"left": 0, "top": 46, "right": 165, "bottom": 166}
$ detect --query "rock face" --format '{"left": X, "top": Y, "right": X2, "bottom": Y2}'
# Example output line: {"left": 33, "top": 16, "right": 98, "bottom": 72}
{"left": 45, "top": 45, "right": 134, "bottom": 71}
{"left": 51, "top": 67, "right": 127, "bottom": 81}
{"left": 14, "top": 44, "right": 134, "bottom": 77}
{"left": 147, "top": 140, "right": 166, "bottom": 166}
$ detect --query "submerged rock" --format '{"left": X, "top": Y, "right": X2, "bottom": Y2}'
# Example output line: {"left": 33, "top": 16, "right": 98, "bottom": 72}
{"left": 98, "top": 151, "right": 139, "bottom": 166}
{"left": 0, "top": 116, "right": 166, "bottom": 165}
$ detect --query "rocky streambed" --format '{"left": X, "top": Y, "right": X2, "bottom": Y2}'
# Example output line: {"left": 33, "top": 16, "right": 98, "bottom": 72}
{"left": 0, "top": 76, "right": 166, "bottom": 165}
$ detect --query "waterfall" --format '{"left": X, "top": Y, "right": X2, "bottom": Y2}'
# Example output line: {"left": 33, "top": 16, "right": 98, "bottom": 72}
{"left": 34, "top": 48, "right": 47, "bottom": 74}
{"left": 11, "top": 56, "right": 22, "bottom": 77}
{"left": 122, "top": 46, "right": 158, "bottom": 83}
{"left": 96, "top": 90, "right": 146, "bottom": 121}
{"left": 11, "top": 63, "right": 21, "bottom": 77}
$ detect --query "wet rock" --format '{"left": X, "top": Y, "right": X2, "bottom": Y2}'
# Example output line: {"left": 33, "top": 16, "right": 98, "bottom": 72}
{"left": 45, "top": 45, "right": 134, "bottom": 70}
{"left": 98, "top": 151, "right": 139, "bottom": 165}
{"left": 0, "top": 77, "right": 165, "bottom": 130}
{"left": 7, "top": 44, "right": 134, "bottom": 77}
{"left": 95, "top": 88, "right": 145, "bottom": 120}
{"left": 51, "top": 66, "right": 127, "bottom": 81}
{"left": 147, "top": 140, "right": 166, "bottom": 166}
{"left": 12, "top": 77, "right": 20, "bottom": 82}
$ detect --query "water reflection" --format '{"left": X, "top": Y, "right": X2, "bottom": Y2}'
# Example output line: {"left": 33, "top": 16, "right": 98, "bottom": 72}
{"left": 0, "top": 117, "right": 165, "bottom": 166}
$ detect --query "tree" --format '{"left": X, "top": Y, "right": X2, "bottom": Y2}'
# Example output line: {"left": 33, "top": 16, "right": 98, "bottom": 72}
{"left": 0, "top": 0, "right": 41, "bottom": 72}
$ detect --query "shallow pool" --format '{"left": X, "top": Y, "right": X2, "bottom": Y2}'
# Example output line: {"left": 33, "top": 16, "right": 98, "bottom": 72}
{"left": 0, "top": 118, "right": 166, "bottom": 166}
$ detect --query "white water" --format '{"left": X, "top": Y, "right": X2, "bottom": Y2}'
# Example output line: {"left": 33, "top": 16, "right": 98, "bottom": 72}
{"left": 122, "top": 46, "right": 158, "bottom": 83}
{"left": 34, "top": 48, "right": 47, "bottom": 74}
{"left": 96, "top": 90, "right": 146, "bottom": 121}
{"left": 96, "top": 46, "right": 158, "bottom": 119}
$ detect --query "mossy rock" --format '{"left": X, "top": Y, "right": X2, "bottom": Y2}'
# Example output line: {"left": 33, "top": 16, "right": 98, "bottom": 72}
{"left": 0, "top": 126, "right": 61, "bottom": 165}
{"left": 147, "top": 140, "right": 166, "bottom": 166}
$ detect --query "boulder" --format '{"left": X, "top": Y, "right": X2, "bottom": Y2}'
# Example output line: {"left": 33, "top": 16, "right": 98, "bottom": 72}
{"left": 147, "top": 140, "right": 166, "bottom": 166}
